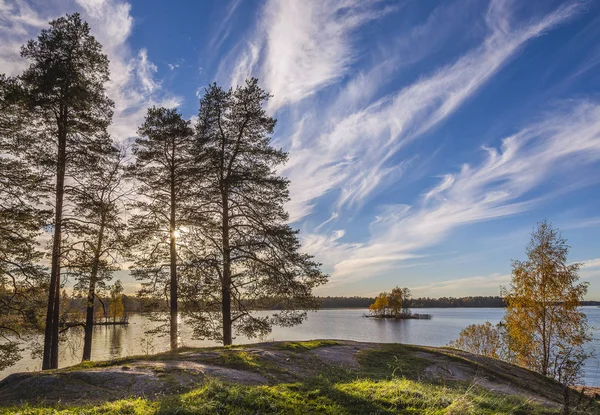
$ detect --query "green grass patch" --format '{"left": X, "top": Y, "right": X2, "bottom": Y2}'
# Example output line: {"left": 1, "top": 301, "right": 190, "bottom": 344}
{"left": 356, "top": 344, "right": 430, "bottom": 380}
{"left": 0, "top": 378, "right": 560, "bottom": 415}
{"left": 276, "top": 340, "right": 342, "bottom": 352}
{"left": 205, "top": 350, "right": 261, "bottom": 371}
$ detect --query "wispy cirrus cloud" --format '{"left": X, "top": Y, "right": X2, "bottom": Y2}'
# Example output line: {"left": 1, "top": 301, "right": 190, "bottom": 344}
{"left": 73, "top": 0, "right": 182, "bottom": 141}
{"left": 410, "top": 273, "right": 511, "bottom": 298}
{"left": 579, "top": 258, "right": 600, "bottom": 283}
{"left": 221, "top": 0, "right": 594, "bottom": 293}
{"left": 209, "top": 0, "right": 243, "bottom": 53}
{"left": 0, "top": 0, "right": 49, "bottom": 74}
{"left": 228, "top": 0, "right": 395, "bottom": 112}
{"left": 582, "top": 258, "right": 600, "bottom": 269}
{"left": 0, "top": 0, "right": 181, "bottom": 142}
{"left": 281, "top": 0, "right": 582, "bottom": 222}
{"left": 305, "top": 100, "right": 600, "bottom": 287}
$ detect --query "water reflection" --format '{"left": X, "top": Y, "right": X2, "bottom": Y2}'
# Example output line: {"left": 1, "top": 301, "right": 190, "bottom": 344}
{"left": 109, "top": 326, "right": 123, "bottom": 358}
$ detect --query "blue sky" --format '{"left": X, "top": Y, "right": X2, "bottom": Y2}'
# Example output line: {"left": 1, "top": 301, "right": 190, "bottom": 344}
{"left": 1, "top": 0, "right": 600, "bottom": 298}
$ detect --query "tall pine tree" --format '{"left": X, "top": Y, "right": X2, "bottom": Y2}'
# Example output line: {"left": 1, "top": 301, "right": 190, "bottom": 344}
{"left": 18, "top": 13, "right": 114, "bottom": 369}
{"left": 0, "top": 75, "right": 49, "bottom": 370}
{"left": 128, "top": 107, "right": 195, "bottom": 351}
{"left": 189, "top": 79, "right": 326, "bottom": 345}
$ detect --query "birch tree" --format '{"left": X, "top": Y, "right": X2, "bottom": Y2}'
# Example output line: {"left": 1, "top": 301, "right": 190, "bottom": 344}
{"left": 504, "top": 221, "right": 591, "bottom": 385}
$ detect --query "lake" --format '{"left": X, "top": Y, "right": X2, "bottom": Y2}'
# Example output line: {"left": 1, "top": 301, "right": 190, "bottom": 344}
{"left": 2, "top": 307, "right": 599, "bottom": 386}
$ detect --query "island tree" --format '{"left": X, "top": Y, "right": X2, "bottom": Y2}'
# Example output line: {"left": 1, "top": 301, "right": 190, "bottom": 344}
{"left": 369, "top": 287, "right": 411, "bottom": 317}
{"left": 128, "top": 107, "right": 195, "bottom": 351}
{"left": 17, "top": 13, "right": 114, "bottom": 369}
{"left": 369, "top": 293, "right": 389, "bottom": 317}
{"left": 503, "top": 221, "right": 591, "bottom": 385}
{"left": 61, "top": 147, "right": 128, "bottom": 361}
{"left": 0, "top": 75, "right": 49, "bottom": 370}
{"left": 188, "top": 79, "right": 326, "bottom": 345}
{"left": 109, "top": 280, "right": 125, "bottom": 323}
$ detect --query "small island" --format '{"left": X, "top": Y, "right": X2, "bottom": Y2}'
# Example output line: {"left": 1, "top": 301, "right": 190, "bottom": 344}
{"left": 367, "top": 287, "right": 432, "bottom": 319}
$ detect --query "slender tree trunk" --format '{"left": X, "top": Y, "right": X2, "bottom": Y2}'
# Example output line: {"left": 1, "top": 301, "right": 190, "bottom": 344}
{"left": 221, "top": 190, "right": 232, "bottom": 346}
{"left": 42, "top": 124, "right": 67, "bottom": 371}
{"left": 169, "top": 173, "right": 178, "bottom": 351}
{"left": 82, "top": 285, "right": 94, "bottom": 361}
{"left": 82, "top": 218, "right": 105, "bottom": 361}
{"left": 541, "top": 264, "right": 549, "bottom": 377}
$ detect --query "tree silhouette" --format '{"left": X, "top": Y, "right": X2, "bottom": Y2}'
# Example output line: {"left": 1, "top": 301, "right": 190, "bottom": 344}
{"left": 62, "top": 147, "right": 128, "bottom": 361}
{"left": 188, "top": 79, "right": 326, "bottom": 345}
{"left": 18, "top": 13, "right": 113, "bottom": 369}
{"left": 128, "top": 107, "right": 195, "bottom": 351}
{"left": 0, "top": 75, "right": 49, "bottom": 370}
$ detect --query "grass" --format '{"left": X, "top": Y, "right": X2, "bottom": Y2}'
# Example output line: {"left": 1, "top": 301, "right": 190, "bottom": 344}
{"left": 1, "top": 341, "right": 592, "bottom": 414}
{"left": 276, "top": 340, "right": 342, "bottom": 352}
{"left": 356, "top": 344, "right": 431, "bottom": 379}
{"left": 0, "top": 378, "right": 559, "bottom": 415}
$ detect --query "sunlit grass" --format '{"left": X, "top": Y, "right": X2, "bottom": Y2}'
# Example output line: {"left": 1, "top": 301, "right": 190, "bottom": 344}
{"left": 0, "top": 341, "right": 579, "bottom": 414}
{"left": 1, "top": 377, "right": 560, "bottom": 415}
{"left": 277, "top": 340, "right": 342, "bottom": 351}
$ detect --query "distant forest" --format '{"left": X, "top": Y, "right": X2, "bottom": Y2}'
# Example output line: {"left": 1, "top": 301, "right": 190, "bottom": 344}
{"left": 317, "top": 296, "right": 600, "bottom": 309}
{"left": 318, "top": 296, "right": 506, "bottom": 308}
{"left": 62, "top": 295, "right": 600, "bottom": 313}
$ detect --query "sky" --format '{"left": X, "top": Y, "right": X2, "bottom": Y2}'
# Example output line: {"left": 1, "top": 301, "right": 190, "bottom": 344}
{"left": 1, "top": 0, "right": 600, "bottom": 299}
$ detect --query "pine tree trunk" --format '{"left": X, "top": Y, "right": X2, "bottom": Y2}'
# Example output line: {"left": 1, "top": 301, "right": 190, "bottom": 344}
{"left": 42, "top": 122, "right": 67, "bottom": 370}
{"left": 221, "top": 191, "right": 232, "bottom": 346}
{"left": 82, "top": 288, "right": 94, "bottom": 361}
{"left": 169, "top": 175, "right": 178, "bottom": 352}
{"left": 82, "top": 218, "right": 105, "bottom": 361}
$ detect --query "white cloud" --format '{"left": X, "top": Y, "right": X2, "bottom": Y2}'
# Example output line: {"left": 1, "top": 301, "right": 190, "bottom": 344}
{"left": 410, "top": 273, "right": 511, "bottom": 298}
{"left": 0, "top": 0, "right": 182, "bottom": 142}
{"left": 582, "top": 258, "right": 600, "bottom": 270}
{"left": 281, "top": 0, "right": 582, "bottom": 221}
{"left": 305, "top": 100, "right": 600, "bottom": 286}
{"left": 315, "top": 211, "right": 339, "bottom": 231}
{"left": 222, "top": 0, "right": 593, "bottom": 289}
{"left": 209, "top": 0, "right": 243, "bottom": 52}
{"left": 229, "top": 0, "right": 395, "bottom": 111}
{"left": 579, "top": 258, "right": 600, "bottom": 285}
{"left": 563, "top": 217, "right": 600, "bottom": 230}
{"left": 73, "top": 0, "right": 182, "bottom": 140}
{"left": 0, "top": 0, "right": 51, "bottom": 75}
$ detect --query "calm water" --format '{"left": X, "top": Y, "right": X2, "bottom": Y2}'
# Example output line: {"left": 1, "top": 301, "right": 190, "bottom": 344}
{"left": 2, "top": 307, "right": 599, "bottom": 386}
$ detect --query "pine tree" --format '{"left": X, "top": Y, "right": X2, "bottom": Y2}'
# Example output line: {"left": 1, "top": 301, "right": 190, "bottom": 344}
{"left": 189, "top": 79, "right": 326, "bottom": 345}
{"left": 18, "top": 13, "right": 114, "bottom": 369}
{"left": 61, "top": 147, "right": 128, "bottom": 361}
{"left": 0, "top": 75, "right": 49, "bottom": 370}
{"left": 128, "top": 107, "right": 195, "bottom": 351}
{"left": 504, "top": 221, "right": 591, "bottom": 385}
